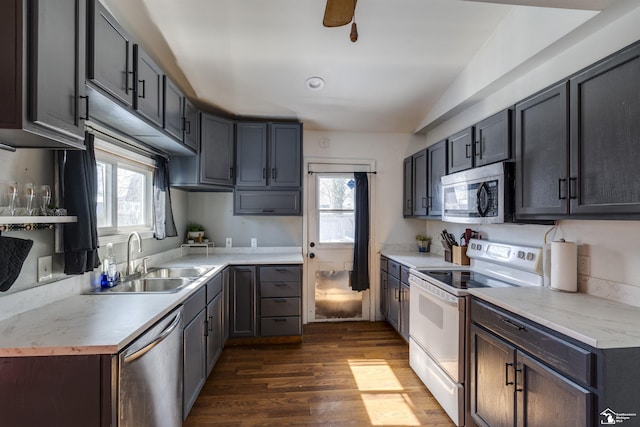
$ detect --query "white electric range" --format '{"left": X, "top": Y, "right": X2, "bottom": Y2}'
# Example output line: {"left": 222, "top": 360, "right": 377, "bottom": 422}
{"left": 408, "top": 239, "right": 543, "bottom": 427}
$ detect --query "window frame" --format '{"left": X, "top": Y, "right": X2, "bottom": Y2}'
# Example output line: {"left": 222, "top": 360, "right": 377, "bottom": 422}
{"left": 95, "top": 146, "right": 154, "bottom": 239}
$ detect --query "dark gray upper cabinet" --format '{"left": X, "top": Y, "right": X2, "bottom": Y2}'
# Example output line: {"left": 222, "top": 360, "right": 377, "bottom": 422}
{"left": 163, "top": 76, "right": 184, "bottom": 141}
{"left": 427, "top": 140, "right": 447, "bottom": 217}
{"left": 88, "top": 0, "right": 133, "bottom": 107}
{"left": 234, "top": 190, "right": 301, "bottom": 215}
{"left": 134, "top": 45, "right": 163, "bottom": 127}
{"left": 235, "top": 122, "right": 268, "bottom": 187}
{"left": 270, "top": 124, "right": 302, "bottom": 187}
{"left": 0, "top": 0, "right": 86, "bottom": 149}
{"left": 474, "top": 109, "right": 511, "bottom": 167}
{"left": 515, "top": 82, "right": 569, "bottom": 220}
{"left": 200, "top": 113, "right": 234, "bottom": 187}
{"left": 183, "top": 99, "right": 199, "bottom": 151}
{"left": 569, "top": 43, "right": 640, "bottom": 216}
{"left": 412, "top": 149, "right": 428, "bottom": 217}
{"left": 402, "top": 156, "right": 413, "bottom": 217}
{"left": 169, "top": 112, "right": 234, "bottom": 190}
{"left": 447, "top": 126, "right": 474, "bottom": 174}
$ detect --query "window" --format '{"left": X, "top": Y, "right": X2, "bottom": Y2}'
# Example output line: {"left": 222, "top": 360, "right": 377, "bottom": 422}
{"left": 317, "top": 175, "right": 355, "bottom": 244}
{"left": 96, "top": 146, "right": 153, "bottom": 234}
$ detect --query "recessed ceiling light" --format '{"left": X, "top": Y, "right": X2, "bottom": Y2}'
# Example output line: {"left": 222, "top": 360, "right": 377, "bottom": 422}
{"left": 305, "top": 77, "right": 325, "bottom": 91}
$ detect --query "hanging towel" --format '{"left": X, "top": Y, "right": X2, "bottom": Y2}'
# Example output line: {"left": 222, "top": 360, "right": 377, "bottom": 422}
{"left": 0, "top": 236, "right": 34, "bottom": 292}
{"left": 152, "top": 155, "right": 178, "bottom": 239}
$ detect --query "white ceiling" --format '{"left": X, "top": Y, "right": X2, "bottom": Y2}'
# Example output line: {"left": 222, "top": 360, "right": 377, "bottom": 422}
{"left": 102, "top": 0, "right": 626, "bottom": 134}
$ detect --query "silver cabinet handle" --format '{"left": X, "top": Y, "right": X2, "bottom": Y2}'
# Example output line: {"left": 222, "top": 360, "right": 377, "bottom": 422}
{"left": 124, "top": 311, "right": 182, "bottom": 363}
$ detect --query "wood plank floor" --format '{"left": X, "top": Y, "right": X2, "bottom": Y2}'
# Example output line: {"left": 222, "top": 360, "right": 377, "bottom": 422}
{"left": 184, "top": 321, "right": 455, "bottom": 427}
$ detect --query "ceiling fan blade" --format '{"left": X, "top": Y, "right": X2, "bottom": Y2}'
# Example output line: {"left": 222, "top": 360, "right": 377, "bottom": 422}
{"left": 323, "top": 0, "right": 356, "bottom": 27}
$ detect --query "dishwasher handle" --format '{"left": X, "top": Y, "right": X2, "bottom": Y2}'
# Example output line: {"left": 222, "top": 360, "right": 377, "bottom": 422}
{"left": 124, "top": 311, "right": 182, "bottom": 364}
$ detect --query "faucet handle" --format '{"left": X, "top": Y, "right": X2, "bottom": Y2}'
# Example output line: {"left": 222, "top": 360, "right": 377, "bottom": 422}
{"left": 137, "top": 256, "right": 151, "bottom": 274}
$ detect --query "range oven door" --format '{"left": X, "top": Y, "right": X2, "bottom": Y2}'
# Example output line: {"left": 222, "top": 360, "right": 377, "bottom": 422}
{"left": 409, "top": 275, "right": 465, "bottom": 383}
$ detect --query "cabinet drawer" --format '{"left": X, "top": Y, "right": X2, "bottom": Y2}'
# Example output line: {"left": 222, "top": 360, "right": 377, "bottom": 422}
{"left": 471, "top": 298, "right": 593, "bottom": 386}
{"left": 400, "top": 265, "right": 411, "bottom": 285}
{"left": 183, "top": 286, "right": 206, "bottom": 324}
{"left": 260, "top": 317, "right": 302, "bottom": 336}
{"left": 261, "top": 297, "right": 300, "bottom": 317}
{"left": 260, "top": 281, "right": 301, "bottom": 298}
{"left": 260, "top": 266, "right": 301, "bottom": 282}
{"left": 206, "top": 273, "right": 222, "bottom": 302}
{"left": 380, "top": 256, "right": 388, "bottom": 272}
{"left": 388, "top": 260, "right": 400, "bottom": 279}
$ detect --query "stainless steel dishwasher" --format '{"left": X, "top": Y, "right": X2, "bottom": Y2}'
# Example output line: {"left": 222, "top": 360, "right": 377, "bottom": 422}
{"left": 118, "top": 307, "right": 183, "bottom": 427}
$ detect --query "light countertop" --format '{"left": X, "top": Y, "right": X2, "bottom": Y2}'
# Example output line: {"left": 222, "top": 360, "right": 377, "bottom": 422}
{"left": 469, "top": 286, "right": 640, "bottom": 349}
{"left": 0, "top": 249, "right": 303, "bottom": 357}
{"left": 380, "top": 251, "right": 456, "bottom": 269}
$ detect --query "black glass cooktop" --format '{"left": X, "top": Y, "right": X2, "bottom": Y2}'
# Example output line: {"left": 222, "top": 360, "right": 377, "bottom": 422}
{"left": 417, "top": 270, "right": 514, "bottom": 289}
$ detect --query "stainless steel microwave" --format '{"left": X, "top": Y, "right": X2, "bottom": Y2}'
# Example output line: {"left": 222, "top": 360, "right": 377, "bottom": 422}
{"left": 441, "top": 162, "right": 514, "bottom": 224}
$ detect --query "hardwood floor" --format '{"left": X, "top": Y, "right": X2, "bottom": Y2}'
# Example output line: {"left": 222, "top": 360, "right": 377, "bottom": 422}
{"left": 184, "top": 321, "right": 455, "bottom": 427}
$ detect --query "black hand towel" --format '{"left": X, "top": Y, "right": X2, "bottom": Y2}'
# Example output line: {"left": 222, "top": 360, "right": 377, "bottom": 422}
{"left": 0, "top": 236, "right": 34, "bottom": 292}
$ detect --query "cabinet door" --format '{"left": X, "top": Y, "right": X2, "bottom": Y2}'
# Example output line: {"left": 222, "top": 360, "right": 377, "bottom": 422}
{"left": 569, "top": 44, "right": 640, "bottom": 215}
{"left": 223, "top": 267, "right": 230, "bottom": 342}
{"left": 236, "top": 122, "right": 268, "bottom": 187}
{"left": 402, "top": 156, "right": 413, "bottom": 216}
{"left": 516, "top": 351, "right": 592, "bottom": 427}
{"left": 470, "top": 325, "right": 516, "bottom": 427}
{"left": 183, "top": 308, "right": 207, "bottom": 418}
{"left": 200, "top": 113, "right": 234, "bottom": 186}
{"left": 234, "top": 190, "right": 301, "bottom": 215}
{"left": 206, "top": 293, "right": 223, "bottom": 376}
{"left": 88, "top": 0, "right": 133, "bottom": 106}
{"left": 163, "top": 76, "right": 184, "bottom": 141}
{"left": 412, "top": 149, "right": 428, "bottom": 216}
{"left": 427, "top": 140, "right": 447, "bottom": 217}
{"left": 31, "top": 0, "right": 86, "bottom": 141}
{"left": 183, "top": 99, "right": 199, "bottom": 151}
{"left": 134, "top": 45, "right": 163, "bottom": 127}
{"left": 447, "top": 126, "right": 474, "bottom": 174}
{"left": 475, "top": 109, "right": 512, "bottom": 167}
{"left": 387, "top": 274, "right": 400, "bottom": 332}
{"left": 380, "top": 269, "right": 388, "bottom": 319}
{"left": 229, "top": 266, "right": 257, "bottom": 337}
{"left": 269, "top": 123, "right": 301, "bottom": 187}
{"left": 399, "top": 282, "right": 410, "bottom": 341}
{"left": 515, "top": 82, "right": 569, "bottom": 219}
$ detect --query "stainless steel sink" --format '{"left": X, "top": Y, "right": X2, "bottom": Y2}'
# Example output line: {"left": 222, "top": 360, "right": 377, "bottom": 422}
{"left": 90, "top": 278, "right": 193, "bottom": 294}
{"left": 144, "top": 266, "right": 212, "bottom": 278}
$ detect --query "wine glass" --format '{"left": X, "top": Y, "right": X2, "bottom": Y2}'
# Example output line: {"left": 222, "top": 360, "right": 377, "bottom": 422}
{"left": 8, "top": 181, "right": 18, "bottom": 216}
{"left": 25, "top": 183, "right": 35, "bottom": 215}
{"left": 41, "top": 185, "right": 51, "bottom": 214}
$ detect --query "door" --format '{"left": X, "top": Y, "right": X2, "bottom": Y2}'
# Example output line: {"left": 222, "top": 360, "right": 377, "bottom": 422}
{"left": 228, "top": 266, "right": 256, "bottom": 337}
{"left": 163, "top": 76, "right": 184, "bottom": 141}
{"left": 134, "top": 45, "right": 163, "bottom": 127}
{"left": 402, "top": 156, "right": 413, "bottom": 216}
{"left": 412, "top": 149, "right": 428, "bottom": 216}
{"left": 235, "top": 122, "right": 268, "bottom": 187}
{"left": 427, "top": 140, "right": 447, "bottom": 217}
{"left": 474, "top": 109, "right": 511, "bottom": 167}
{"left": 183, "top": 99, "right": 199, "bottom": 151}
{"left": 270, "top": 123, "right": 302, "bottom": 187}
{"left": 306, "top": 165, "right": 372, "bottom": 322}
{"left": 200, "top": 113, "right": 234, "bottom": 186}
{"left": 206, "top": 292, "right": 223, "bottom": 375}
{"left": 448, "top": 126, "right": 474, "bottom": 174}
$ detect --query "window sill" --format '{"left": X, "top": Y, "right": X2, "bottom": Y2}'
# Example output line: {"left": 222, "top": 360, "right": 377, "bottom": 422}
{"left": 99, "top": 230, "right": 155, "bottom": 246}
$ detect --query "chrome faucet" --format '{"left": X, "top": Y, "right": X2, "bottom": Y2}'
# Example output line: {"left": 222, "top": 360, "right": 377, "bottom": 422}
{"left": 126, "top": 231, "right": 143, "bottom": 276}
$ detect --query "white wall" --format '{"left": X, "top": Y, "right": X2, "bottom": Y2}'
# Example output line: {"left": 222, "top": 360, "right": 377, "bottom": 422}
{"left": 422, "top": 6, "right": 640, "bottom": 303}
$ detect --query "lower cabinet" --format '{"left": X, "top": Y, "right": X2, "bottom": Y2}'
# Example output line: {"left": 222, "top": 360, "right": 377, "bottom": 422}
{"left": 380, "top": 256, "right": 389, "bottom": 319}
{"left": 183, "top": 287, "right": 207, "bottom": 419}
{"left": 399, "top": 281, "right": 410, "bottom": 341}
{"left": 206, "top": 273, "right": 224, "bottom": 376}
{"left": 229, "top": 266, "right": 257, "bottom": 338}
{"left": 259, "top": 265, "right": 302, "bottom": 336}
{"left": 382, "top": 258, "right": 410, "bottom": 340}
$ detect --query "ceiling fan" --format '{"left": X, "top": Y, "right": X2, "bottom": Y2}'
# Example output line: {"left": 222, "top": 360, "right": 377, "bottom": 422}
{"left": 323, "top": 0, "right": 359, "bottom": 42}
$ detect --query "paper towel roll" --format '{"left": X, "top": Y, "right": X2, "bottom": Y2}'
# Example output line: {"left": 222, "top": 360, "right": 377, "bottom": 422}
{"left": 550, "top": 240, "right": 577, "bottom": 292}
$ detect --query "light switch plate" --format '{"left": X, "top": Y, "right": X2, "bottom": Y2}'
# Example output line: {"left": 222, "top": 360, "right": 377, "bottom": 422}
{"left": 38, "top": 256, "right": 52, "bottom": 282}
{"left": 251, "top": 238, "right": 257, "bottom": 248}
{"left": 225, "top": 237, "right": 232, "bottom": 248}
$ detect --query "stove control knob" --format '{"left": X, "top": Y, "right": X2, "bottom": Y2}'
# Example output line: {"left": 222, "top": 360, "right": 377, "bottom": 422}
{"left": 470, "top": 243, "right": 476, "bottom": 250}
{"left": 476, "top": 244, "right": 482, "bottom": 250}
{"left": 517, "top": 251, "right": 525, "bottom": 259}
{"left": 526, "top": 252, "right": 535, "bottom": 261}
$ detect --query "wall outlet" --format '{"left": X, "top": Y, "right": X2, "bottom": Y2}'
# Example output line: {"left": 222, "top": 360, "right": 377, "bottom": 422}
{"left": 578, "top": 255, "right": 590, "bottom": 275}
{"left": 251, "top": 238, "right": 257, "bottom": 248}
{"left": 225, "top": 237, "right": 232, "bottom": 248}
{"left": 38, "top": 256, "right": 52, "bottom": 282}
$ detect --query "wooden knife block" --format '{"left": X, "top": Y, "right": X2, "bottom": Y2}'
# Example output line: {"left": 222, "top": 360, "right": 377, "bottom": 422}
{"left": 452, "top": 246, "right": 470, "bottom": 266}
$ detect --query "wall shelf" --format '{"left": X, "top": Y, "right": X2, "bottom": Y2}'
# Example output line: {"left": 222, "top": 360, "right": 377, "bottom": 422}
{"left": 0, "top": 216, "right": 77, "bottom": 232}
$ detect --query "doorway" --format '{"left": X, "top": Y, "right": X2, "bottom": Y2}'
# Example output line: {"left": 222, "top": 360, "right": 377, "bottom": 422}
{"left": 305, "top": 161, "right": 375, "bottom": 322}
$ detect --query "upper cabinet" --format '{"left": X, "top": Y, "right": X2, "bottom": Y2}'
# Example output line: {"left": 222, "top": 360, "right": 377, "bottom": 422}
{"left": 447, "top": 127, "right": 474, "bottom": 174}
{"left": 234, "top": 122, "right": 302, "bottom": 215}
{"left": 169, "top": 113, "right": 234, "bottom": 190}
{"left": 474, "top": 109, "right": 511, "bottom": 168}
{"left": 515, "top": 42, "right": 640, "bottom": 221}
{"left": 402, "top": 156, "right": 413, "bottom": 217}
{"left": 515, "top": 82, "right": 569, "bottom": 220}
{"left": 427, "top": 140, "right": 447, "bottom": 218}
{"left": 183, "top": 99, "right": 199, "bottom": 151}
{"left": 412, "top": 149, "right": 428, "bottom": 217}
{"left": 402, "top": 141, "right": 447, "bottom": 219}
{"left": 0, "top": 0, "right": 87, "bottom": 149}
{"left": 86, "top": 0, "right": 194, "bottom": 155}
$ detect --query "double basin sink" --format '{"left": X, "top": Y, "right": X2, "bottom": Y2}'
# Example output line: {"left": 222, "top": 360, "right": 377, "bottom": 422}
{"left": 89, "top": 266, "right": 213, "bottom": 294}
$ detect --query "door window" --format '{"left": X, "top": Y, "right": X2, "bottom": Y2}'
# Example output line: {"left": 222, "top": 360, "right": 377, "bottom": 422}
{"left": 317, "top": 176, "right": 355, "bottom": 244}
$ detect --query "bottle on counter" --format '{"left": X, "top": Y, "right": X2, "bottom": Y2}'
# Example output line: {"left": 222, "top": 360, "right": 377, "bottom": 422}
{"left": 106, "top": 243, "right": 118, "bottom": 285}
{"left": 100, "top": 260, "right": 110, "bottom": 288}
